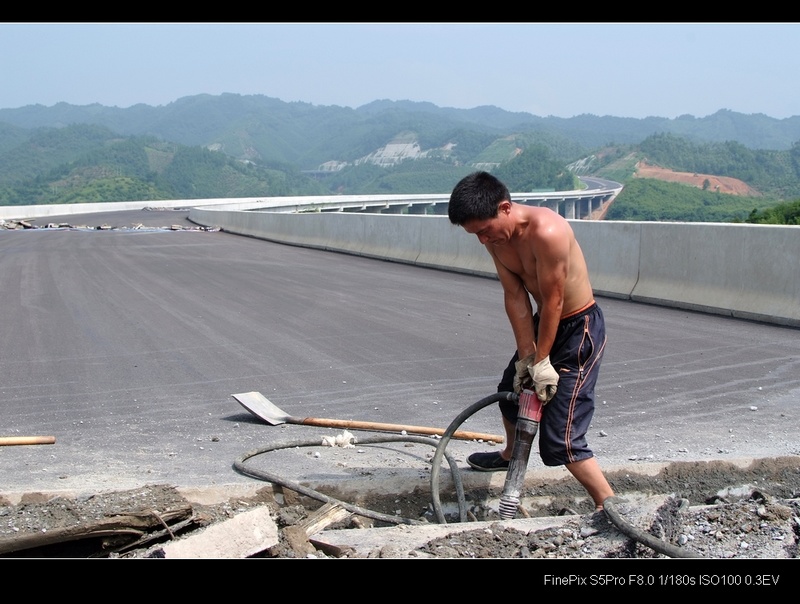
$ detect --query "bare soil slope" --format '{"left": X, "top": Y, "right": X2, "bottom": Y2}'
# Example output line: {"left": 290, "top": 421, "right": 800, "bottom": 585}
{"left": 634, "top": 160, "right": 760, "bottom": 196}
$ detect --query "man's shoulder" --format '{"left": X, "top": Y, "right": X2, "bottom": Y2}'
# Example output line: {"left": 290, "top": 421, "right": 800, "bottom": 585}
{"left": 520, "top": 205, "right": 567, "bottom": 230}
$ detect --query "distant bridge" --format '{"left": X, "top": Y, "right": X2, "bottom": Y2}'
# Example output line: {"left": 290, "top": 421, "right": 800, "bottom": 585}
{"left": 246, "top": 177, "right": 623, "bottom": 220}
{"left": 0, "top": 177, "right": 623, "bottom": 223}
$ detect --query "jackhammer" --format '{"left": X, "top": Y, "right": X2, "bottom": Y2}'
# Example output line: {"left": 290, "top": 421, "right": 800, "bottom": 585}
{"left": 498, "top": 388, "right": 543, "bottom": 520}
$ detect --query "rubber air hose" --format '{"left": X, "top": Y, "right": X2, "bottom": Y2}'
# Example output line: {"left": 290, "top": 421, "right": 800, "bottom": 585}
{"left": 429, "top": 391, "right": 518, "bottom": 524}
{"left": 603, "top": 496, "right": 702, "bottom": 558}
{"left": 234, "top": 433, "right": 465, "bottom": 526}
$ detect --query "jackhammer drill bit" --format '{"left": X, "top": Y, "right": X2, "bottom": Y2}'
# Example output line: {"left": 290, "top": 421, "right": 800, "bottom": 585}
{"left": 498, "top": 389, "right": 542, "bottom": 520}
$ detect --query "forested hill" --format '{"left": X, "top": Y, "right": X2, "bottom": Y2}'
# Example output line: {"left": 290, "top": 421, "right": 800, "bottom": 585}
{"left": 2, "top": 95, "right": 800, "bottom": 163}
{"left": 1, "top": 94, "right": 799, "bottom": 223}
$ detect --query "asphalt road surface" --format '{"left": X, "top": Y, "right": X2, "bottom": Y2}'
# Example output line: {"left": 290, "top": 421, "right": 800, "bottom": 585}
{"left": 2, "top": 209, "right": 799, "bottom": 497}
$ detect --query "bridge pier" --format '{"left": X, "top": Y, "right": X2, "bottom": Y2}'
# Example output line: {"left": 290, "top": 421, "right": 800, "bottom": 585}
{"left": 564, "top": 199, "right": 576, "bottom": 220}
{"left": 380, "top": 204, "right": 408, "bottom": 214}
{"left": 407, "top": 203, "right": 431, "bottom": 215}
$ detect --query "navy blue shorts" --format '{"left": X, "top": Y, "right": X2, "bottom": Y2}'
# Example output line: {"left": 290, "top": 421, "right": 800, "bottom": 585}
{"left": 497, "top": 302, "right": 607, "bottom": 467}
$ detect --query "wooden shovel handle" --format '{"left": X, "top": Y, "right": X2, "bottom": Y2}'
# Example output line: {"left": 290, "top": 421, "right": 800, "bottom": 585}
{"left": 298, "top": 418, "right": 503, "bottom": 443}
{"left": 0, "top": 436, "right": 56, "bottom": 446}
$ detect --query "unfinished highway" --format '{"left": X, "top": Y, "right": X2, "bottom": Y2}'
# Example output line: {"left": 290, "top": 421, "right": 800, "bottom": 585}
{"left": 1, "top": 209, "right": 799, "bottom": 501}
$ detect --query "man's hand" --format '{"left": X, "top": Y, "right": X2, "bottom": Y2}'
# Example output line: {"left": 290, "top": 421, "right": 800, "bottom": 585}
{"left": 513, "top": 354, "right": 536, "bottom": 393}
{"left": 531, "top": 356, "right": 559, "bottom": 403}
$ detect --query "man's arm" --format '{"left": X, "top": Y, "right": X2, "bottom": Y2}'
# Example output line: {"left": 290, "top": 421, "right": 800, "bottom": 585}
{"left": 529, "top": 221, "right": 570, "bottom": 363}
{"left": 490, "top": 250, "right": 536, "bottom": 359}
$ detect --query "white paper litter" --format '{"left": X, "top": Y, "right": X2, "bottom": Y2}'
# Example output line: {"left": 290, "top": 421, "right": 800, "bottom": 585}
{"left": 321, "top": 430, "right": 357, "bottom": 448}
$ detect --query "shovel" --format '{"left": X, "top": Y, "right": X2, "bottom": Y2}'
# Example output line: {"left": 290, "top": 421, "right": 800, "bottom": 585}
{"left": 232, "top": 391, "right": 504, "bottom": 443}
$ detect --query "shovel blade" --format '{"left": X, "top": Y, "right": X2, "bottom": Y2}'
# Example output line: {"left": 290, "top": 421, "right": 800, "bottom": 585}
{"left": 232, "top": 391, "right": 292, "bottom": 425}
{"left": 232, "top": 391, "right": 505, "bottom": 442}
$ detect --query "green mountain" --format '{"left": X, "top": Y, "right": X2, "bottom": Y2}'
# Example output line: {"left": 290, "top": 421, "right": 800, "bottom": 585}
{"left": 3, "top": 95, "right": 800, "bottom": 163}
{"left": 1, "top": 94, "right": 799, "bottom": 223}
{"left": 0, "top": 123, "right": 328, "bottom": 206}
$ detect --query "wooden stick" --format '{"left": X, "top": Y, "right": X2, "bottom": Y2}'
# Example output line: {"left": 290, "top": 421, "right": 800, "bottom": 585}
{"left": 298, "top": 418, "right": 504, "bottom": 442}
{"left": 0, "top": 436, "right": 56, "bottom": 446}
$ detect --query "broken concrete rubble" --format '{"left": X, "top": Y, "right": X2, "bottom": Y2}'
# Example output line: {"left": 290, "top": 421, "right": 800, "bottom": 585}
{"left": 1, "top": 218, "right": 218, "bottom": 231}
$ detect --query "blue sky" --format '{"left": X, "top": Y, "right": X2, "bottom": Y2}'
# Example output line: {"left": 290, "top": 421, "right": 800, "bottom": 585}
{"left": 1, "top": 22, "right": 798, "bottom": 119}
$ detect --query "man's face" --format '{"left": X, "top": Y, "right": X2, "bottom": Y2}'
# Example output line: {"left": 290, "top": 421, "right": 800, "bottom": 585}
{"left": 462, "top": 202, "right": 512, "bottom": 246}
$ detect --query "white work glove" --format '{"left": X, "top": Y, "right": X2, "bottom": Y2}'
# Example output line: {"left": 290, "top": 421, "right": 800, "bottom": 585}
{"left": 513, "top": 354, "right": 536, "bottom": 393}
{"left": 531, "top": 356, "right": 559, "bottom": 404}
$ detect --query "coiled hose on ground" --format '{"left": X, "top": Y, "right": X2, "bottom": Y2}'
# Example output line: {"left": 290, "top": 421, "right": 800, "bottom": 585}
{"left": 233, "top": 433, "right": 465, "bottom": 526}
{"left": 235, "top": 391, "right": 702, "bottom": 558}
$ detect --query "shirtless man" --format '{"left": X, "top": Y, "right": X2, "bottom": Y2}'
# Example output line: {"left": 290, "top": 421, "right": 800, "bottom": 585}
{"left": 448, "top": 171, "right": 614, "bottom": 510}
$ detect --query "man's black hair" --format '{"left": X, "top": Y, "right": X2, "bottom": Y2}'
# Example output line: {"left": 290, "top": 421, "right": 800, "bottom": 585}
{"left": 448, "top": 171, "right": 511, "bottom": 226}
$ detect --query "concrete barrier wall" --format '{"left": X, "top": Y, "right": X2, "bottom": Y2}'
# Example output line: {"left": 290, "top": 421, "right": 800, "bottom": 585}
{"left": 190, "top": 208, "right": 499, "bottom": 278}
{"left": 633, "top": 222, "right": 800, "bottom": 325}
{"left": 570, "top": 221, "right": 642, "bottom": 298}
{"left": 190, "top": 207, "right": 800, "bottom": 327}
